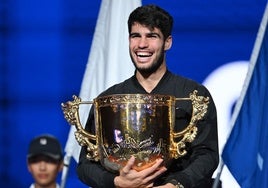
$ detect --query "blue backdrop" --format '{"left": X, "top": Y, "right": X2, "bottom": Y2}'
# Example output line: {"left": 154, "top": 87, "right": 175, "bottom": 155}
{"left": 0, "top": 0, "right": 266, "bottom": 187}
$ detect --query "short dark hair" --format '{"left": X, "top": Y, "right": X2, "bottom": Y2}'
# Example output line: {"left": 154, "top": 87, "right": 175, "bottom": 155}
{"left": 128, "top": 4, "right": 173, "bottom": 40}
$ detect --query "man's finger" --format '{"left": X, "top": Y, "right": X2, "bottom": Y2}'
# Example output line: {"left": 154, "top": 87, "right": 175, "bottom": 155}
{"left": 122, "top": 155, "right": 135, "bottom": 174}
{"left": 139, "top": 158, "right": 165, "bottom": 176}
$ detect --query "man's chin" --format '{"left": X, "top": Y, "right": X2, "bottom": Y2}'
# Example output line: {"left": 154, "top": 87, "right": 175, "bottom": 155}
{"left": 136, "top": 68, "right": 154, "bottom": 74}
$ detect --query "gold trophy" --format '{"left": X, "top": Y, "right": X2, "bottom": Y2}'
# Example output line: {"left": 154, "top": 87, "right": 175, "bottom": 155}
{"left": 62, "top": 90, "right": 209, "bottom": 172}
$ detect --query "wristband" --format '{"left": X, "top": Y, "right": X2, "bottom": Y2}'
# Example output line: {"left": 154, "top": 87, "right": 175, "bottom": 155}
{"left": 169, "top": 179, "right": 184, "bottom": 188}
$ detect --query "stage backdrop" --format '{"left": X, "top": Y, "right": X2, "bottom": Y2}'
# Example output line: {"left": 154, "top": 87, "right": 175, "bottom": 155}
{"left": 0, "top": 0, "right": 266, "bottom": 187}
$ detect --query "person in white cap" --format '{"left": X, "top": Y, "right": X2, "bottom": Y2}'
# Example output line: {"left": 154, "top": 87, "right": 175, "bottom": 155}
{"left": 27, "top": 134, "right": 64, "bottom": 188}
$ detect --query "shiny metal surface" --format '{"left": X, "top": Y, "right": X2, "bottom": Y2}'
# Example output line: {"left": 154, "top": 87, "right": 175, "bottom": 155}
{"left": 62, "top": 90, "right": 209, "bottom": 172}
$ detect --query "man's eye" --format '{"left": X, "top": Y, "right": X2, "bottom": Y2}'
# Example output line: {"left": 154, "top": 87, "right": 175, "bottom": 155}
{"left": 130, "top": 33, "right": 140, "bottom": 38}
{"left": 130, "top": 35, "right": 140, "bottom": 38}
{"left": 148, "top": 35, "right": 158, "bottom": 38}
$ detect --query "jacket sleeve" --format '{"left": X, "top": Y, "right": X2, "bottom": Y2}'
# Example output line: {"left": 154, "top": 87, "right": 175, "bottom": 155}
{"left": 76, "top": 107, "right": 117, "bottom": 188}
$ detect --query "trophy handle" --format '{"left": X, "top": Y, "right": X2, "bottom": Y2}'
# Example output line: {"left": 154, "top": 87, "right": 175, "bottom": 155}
{"left": 61, "top": 95, "right": 99, "bottom": 161}
{"left": 170, "top": 90, "right": 210, "bottom": 159}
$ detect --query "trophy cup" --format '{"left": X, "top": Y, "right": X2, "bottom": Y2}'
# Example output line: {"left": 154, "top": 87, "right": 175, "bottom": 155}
{"left": 61, "top": 90, "right": 209, "bottom": 172}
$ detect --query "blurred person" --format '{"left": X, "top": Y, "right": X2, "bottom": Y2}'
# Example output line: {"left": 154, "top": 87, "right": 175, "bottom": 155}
{"left": 27, "top": 134, "right": 64, "bottom": 188}
{"left": 77, "top": 4, "right": 219, "bottom": 188}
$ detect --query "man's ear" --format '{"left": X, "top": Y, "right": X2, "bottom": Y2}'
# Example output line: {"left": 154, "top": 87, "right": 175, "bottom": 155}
{"left": 27, "top": 161, "right": 32, "bottom": 173}
{"left": 164, "top": 35, "right": 172, "bottom": 50}
{"left": 58, "top": 160, "right": 64, "bottom": 172}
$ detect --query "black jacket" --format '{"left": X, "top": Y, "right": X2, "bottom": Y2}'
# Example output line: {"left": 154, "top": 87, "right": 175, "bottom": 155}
{"left": 76, "top": 70, "right": 219, "bottom": 188}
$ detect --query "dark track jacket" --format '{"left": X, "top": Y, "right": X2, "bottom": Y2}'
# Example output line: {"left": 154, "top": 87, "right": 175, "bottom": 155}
{"left": 76, "top": 70, "right": 219, "bottom": 188}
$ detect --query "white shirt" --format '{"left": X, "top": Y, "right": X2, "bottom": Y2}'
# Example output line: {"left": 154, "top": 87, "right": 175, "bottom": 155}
{"left": 29, "top": 183, "right": 60, "bottom": 188}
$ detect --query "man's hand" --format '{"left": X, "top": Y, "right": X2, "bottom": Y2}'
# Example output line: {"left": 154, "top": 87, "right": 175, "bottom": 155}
{"left": 153, "top": 183, "right": 177, "bottom": 188}
{"left": 114, "top": 156, "right": 167, "bottom": 188}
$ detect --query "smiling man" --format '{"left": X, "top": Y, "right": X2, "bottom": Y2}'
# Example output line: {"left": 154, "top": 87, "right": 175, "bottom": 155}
{"left": 27, "top": 134, "right": 63, "bottom": 188}
{"left": 77, "top": 4, "right": 219, "bottom": 188}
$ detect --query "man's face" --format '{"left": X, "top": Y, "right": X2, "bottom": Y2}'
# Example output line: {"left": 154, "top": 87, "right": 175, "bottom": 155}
{"left": 27, "top": 155, "right": 63, "bottom": 187}
{"left": 129, "top": 23, "right": 172, "bottom": 74}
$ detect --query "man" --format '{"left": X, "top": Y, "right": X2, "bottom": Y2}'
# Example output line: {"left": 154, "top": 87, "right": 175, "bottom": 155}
{"left": 27, "top": 134, "right": 64, "bottom": 188}
{"left": 77, "top": 4, "right": 219, "bottom": 188}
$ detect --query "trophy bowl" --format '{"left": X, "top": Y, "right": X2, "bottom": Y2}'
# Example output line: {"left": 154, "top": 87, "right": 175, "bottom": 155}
{"left": 62, "top": 90, "right": 209, "bottom": 172}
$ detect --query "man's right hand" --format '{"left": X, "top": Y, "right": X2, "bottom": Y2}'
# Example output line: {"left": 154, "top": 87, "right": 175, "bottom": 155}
{"left": 114, "top": 156, "right": 167, "bottom": 188}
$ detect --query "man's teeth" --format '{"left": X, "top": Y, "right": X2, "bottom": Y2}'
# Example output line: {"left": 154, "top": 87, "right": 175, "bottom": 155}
{"left": 137, "top": 52, "right": 151, "bottom": 57}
